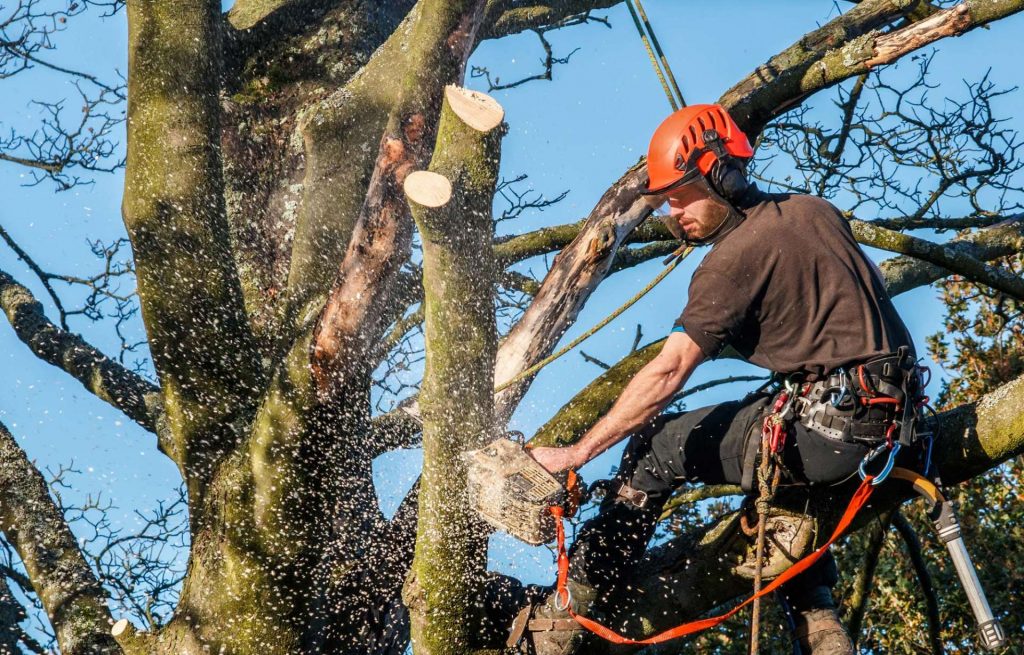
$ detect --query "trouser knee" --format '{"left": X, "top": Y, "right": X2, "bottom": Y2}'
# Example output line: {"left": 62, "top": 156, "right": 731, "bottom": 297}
{"left": 566, "top": 494, "right": 660, "bottom": 599}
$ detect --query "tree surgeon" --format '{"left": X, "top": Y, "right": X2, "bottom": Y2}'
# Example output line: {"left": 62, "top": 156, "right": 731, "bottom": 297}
{"left": 519, "top": 104, "right": 925, "bottom": 655}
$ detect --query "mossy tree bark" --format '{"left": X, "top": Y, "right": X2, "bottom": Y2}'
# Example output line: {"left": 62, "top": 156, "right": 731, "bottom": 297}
{"left": 0, "top": 421, "right": 123, "bottom": 654}
{"left": 4, "top": 1, "right": 1024, "bottom": 654}
{"left": 403, "top": 85, "right": 505, "bottom": 654}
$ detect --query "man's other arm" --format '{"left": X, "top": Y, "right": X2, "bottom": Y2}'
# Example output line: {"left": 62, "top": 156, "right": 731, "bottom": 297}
{"left": 529, "top": 331, "right": 706, "bottom": 474}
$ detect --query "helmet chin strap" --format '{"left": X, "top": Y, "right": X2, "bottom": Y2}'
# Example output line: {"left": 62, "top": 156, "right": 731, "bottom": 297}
{"left": 680, "top": 177, "right": 746, "bottom": 247}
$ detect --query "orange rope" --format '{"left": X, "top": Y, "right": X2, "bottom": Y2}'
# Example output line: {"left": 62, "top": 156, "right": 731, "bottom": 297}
{"left": 549, "top": 475, "right": 877, "bottom": 645}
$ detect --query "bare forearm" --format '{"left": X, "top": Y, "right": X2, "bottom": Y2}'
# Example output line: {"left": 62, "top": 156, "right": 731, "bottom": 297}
{"left": 529, "top": 332, "right": 705, "bottom": 474}
{"left": 572, "top": 332, "right": 704, "bottom": 465}
{"left": 575, "top": 364, "right": 685, "bottom": 461}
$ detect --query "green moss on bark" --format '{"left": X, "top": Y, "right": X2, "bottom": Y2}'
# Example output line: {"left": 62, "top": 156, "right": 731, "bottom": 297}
{"left": 406, "top": 85, "right": 503, "bottom": 655}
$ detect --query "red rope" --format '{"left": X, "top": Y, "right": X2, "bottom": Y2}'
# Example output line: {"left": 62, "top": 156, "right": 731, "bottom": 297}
{"left": 549, "top": 475, "right": 876, "bottom": 645}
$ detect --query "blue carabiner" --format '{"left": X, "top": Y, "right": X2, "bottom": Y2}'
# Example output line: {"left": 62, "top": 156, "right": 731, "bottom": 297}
{"left": 831, "top": 368, "right": 848, "bottom": 407}
{"left": 859, "top": 442, "right": 901, "bottom": 486}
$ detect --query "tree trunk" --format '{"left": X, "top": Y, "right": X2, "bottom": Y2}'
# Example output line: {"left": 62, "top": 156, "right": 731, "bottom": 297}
{"left": 404, "top": 85, "right": 504, "bottom": 654}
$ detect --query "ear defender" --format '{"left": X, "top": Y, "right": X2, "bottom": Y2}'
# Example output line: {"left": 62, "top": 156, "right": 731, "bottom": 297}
{"left": 702, "top": 129, "right": 750, "bottom": 202}
{"left": 711, "top": 159, "right": 750, "bottom": 201}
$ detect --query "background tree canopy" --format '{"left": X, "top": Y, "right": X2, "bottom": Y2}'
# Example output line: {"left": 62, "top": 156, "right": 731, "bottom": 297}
{"left": 1, "top": 1, "right": 1024, "bottom": 653}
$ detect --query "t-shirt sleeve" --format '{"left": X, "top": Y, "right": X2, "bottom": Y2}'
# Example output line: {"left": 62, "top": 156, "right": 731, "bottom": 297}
{"left": 674, "top": 266, "right": 751, "bottom": 359}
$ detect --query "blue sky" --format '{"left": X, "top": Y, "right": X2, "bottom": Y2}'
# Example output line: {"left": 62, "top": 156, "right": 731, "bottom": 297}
{"left": 2, "top": 0, "right": 1023, "bottom": 626}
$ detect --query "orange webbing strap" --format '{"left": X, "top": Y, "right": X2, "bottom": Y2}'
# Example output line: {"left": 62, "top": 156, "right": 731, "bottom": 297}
{"left": 564, "top": 470, "right": 581, "bottom": 518}
{"left": 549, "top": 475, "right": 876, "bottom": 645}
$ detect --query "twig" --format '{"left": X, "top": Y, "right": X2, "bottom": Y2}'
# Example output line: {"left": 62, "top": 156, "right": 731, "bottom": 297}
{"left": 630, "top": 324, "right": 644, "bottom": 353}
{"left": 659, "top": 484, "right": 743, "bottom": 522}
{"left": 579, "top": 350, "right": 611, "bottom": 370}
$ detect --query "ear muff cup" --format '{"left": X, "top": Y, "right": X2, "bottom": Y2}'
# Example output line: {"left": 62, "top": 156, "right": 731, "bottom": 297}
{"left": 709, "top": 158, "right": 749, "bottom": 202}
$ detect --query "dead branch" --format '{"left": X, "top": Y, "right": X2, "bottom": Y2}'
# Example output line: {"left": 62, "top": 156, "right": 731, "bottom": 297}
{"left": 310, "top": 1, "right": 491, "bottom": 399}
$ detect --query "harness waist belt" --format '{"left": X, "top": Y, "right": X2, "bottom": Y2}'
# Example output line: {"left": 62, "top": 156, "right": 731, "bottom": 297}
{"left": 795, "top": 350, "right": 919, "bottom": 445}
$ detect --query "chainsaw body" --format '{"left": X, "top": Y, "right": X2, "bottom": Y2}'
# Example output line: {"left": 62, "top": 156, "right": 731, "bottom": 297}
{"left": 464, "top": 437, "right": 570, "bottom": 545}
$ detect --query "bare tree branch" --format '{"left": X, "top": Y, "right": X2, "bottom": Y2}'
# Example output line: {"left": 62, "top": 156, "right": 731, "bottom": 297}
{"left": 472, "top": 11, "right": 607, "bottom": 91}
{"left": 880, "top": 216, "right": 1024, "bottom": 295}
{"left": 480, "top": 0, "right": 620, "bottom": 40}
{"left": 869, "top": 215, "right": 1010, "bottom": 231}
{"left": 0, "top": 420, "right": 122, "bottom": 654}
{"left": 0, "top": 268, "right": 164, "bottom": 439}
{"left": 122, "top": 0, "right": 263, "bottom": 477}
{"left": 851, "top": 218, "right": 1024, "bottom": 300}
{"left": 722, "top": 0, "right": 1024, "bottom": 137}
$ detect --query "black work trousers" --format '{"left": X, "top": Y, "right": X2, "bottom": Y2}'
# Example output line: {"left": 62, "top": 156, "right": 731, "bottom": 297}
{"left": 567, "top": 391, "right": 875, "bottom": 612}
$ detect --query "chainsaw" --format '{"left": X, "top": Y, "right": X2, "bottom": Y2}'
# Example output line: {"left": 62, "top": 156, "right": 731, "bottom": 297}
{"left": 463, "top": 436, "right": 583, "bottom": 545}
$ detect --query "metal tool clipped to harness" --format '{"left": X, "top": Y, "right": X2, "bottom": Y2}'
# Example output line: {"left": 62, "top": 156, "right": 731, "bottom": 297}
{"left": 463, "top": 436, "right": 582, "bottom": 546}
{"left": 891, "top": 468, "right": 1007, "bottom": 651}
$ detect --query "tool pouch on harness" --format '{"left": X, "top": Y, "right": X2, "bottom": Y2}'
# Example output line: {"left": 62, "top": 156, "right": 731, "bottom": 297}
{"left": 797, "top": 347, "right": 923, "bottom": 447}
{"left": 464, "top": 437, "right": 582, "bottom": 545}
{"left": 740, "top": 347, "right": 924, "bottom": 493}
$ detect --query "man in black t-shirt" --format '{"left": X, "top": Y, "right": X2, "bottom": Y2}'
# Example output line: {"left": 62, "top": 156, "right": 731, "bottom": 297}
{"left": 521, "top": 105, "right": 919, "bottom": 655}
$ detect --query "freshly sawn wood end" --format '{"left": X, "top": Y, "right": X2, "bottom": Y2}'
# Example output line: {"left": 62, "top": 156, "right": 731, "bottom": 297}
{"left": 444, "top": 84, "right": 505, "bottom": 132}
{"left": 404, "top": 170, "right": 453, "bottom": 208}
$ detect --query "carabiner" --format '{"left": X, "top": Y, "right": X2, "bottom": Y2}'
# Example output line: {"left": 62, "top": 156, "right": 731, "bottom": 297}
{"left": 859, "top": 442, "right": 901, "bottom": 486}
{"left": 554, "top": 584, "right": 573, "bottom": 612}
{"left": 831, "top": 368, "right": 849, "bottom": 407}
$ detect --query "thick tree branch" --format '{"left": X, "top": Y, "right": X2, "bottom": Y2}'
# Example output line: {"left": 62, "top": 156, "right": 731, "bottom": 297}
{"left": 0, "top": 269, "right": 165, "bottom": 439}
{"left": 719, "top": 0, "right": 920, "bottom": 135}
{"left": 721, "top": 0, "right": 1024, "bottom": 137}
{"left": 480, "top": 0, "right": 621, "bottom": 40}
{"left": 493, "top": 218, "right": 668, "bottom": 267}
{"left": 868, "top": 215, "right": 1011, "bottom": 232}
{"left": 0, "top": 421, "right": 122, "bottom": 654}
{"left": 226, "top": 0, "right": 326, "bottom": 31}
{"left": 851, "top": 219, "right": 1024, "bottom": 300}
{"left": 123, "top": 0, "right": 262, "bottom": 475}
{"left": 881, "top": 216, "right": 1024, "bottom": 295}
{"left": 284, "top": 8, "right": 420, "bottom": 321}
{"left": 530, "top": 338, "right": 660, "bottom": 447}
{"left": 489, "top": 161, "right": 650, "bottom": 423}
{"left": 310, "top": 0, "right": 490, "bottom": 398}
{"left": 494, "top": 219, "right": 587, "bottom": 266}
{"left": 403, "top": 84, "right": 504, "bottom": 652}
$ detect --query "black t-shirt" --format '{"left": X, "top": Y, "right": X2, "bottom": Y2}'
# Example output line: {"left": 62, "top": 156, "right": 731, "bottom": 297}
{"left": 676, "top": 191, "right": 914, "bottom": 379}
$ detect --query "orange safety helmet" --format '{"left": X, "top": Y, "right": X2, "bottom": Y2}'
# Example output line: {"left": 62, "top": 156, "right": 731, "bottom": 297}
{"left": 643, "top": 104, "right": 754, "bottom": 196}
